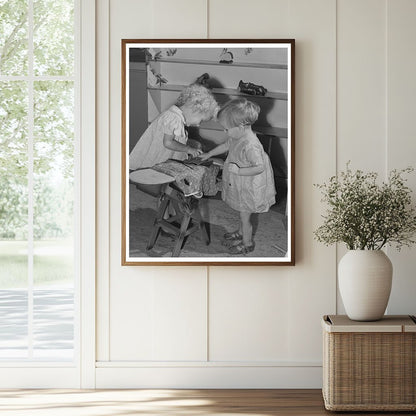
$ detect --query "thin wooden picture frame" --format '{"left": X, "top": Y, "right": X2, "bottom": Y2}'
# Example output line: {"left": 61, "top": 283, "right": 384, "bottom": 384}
{"left": 122, "top": 39, "right": 295, "bottom": 266}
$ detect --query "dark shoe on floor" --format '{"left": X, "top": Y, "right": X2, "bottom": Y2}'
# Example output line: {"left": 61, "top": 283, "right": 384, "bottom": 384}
{"left": 228, "top": 242, "right": 255, "bottom": 255}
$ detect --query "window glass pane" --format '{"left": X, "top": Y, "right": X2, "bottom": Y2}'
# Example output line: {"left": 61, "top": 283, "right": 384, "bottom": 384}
{"left": 33, "top": 0, "right": 74, "bottom": 76}
{"left": 33, "top": 288, "right": 74, "bottom": 360}
{"left": 0, "top": 81, "right": 28, "bottom": 242}
{"left": 0, "top": 81, "right": 29, "bottom": 359}
{"left": 33, "top": 81, "right": 74, "bottom": 252}
{"left": 0, "top": 289, "right": 28, "bottom": 359}
{"left": 33, "top": 80, "right": 74, "bottom": 359}
{"left": 0, "top": 0, "right": 28, "bottom": 76}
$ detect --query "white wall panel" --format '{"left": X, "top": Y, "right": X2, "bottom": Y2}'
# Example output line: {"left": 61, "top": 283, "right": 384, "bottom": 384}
{"left": 110, "top": 0, "right": 154, "bottom": 38}
{"left": 150, "top": 0, "right": 207, "bottom": 38}
{"left": 111, "top": 269, "right": 207, "bottom": 361}
{"left": 151, "top": 271, "right": 207, "bottom": 361}
{"left": 110, "top": 271, "right": 154, "bottom": 360}
{"left": 209, "top": 0, "right": 289, "bottom": 38}
{"left": 209, "top": 268, "right": 290, "bottom": 361}
{"left": 337, "top": 0, "right": 387, "bottom": 171}
{"left": 386, "top": 0, "right": 416, "bottom": 315}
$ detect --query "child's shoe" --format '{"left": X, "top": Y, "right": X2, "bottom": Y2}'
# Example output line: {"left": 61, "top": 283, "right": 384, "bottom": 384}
{"left": 222, "top": 238, "right": 242, "bottom": 247}
{"left": 228, "top": 242, "right": 255, "bottom": 255}
{"left": 223, "top": 231, "right": 242, "bottom": 240}
{"left": 222, "top": 231, "right": 243, "bottom": 247}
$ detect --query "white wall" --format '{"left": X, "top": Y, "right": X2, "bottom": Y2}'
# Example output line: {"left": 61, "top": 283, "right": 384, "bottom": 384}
{"left": 95, "top": 0, "right": 416, "bottom": 388}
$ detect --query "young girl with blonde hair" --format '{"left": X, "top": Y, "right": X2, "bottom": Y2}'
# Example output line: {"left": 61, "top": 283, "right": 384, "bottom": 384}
{"left": 201, "top": 98, "right": 276, "bottom": 254}
{"left": 130, "top": 84, "right": 218, "bottom": 169}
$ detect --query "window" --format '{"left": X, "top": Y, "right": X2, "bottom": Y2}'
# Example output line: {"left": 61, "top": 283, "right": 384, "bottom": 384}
{"left": 0, "top": 0, "right": 78, "bottom": 361}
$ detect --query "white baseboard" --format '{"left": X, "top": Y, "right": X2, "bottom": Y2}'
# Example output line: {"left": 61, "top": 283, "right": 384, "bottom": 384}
{"left": 0, "top": 364, "right": 323, "bottom": 388}
{"left": 95, "top": 365, "right": 323, "bottom": 389}
{"left": 0, "top": 367, "right": 79, "bottom": 388}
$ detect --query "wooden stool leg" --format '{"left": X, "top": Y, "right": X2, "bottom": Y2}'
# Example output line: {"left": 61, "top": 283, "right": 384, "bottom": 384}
{"left": 147, "top": 195, "right": 169, "bottom": 250}
{"left": 172, "top": 212, "right": 191, "bottom": 257}
{"left": 193, "top": 207, "right": 210, "bottom": 245}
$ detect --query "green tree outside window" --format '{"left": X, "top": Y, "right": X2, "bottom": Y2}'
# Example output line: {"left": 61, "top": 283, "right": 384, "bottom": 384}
{"left": 1, "top": 0, "right": 75, "bottom": 288}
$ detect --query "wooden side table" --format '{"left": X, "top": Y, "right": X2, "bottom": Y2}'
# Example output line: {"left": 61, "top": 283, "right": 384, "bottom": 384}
{"left": 322, "top": 315, "right": 416, "bottom": 411}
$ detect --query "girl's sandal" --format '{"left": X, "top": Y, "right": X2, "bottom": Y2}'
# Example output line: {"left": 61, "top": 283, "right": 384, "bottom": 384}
{"left": 222, "top": 237, "right": 242, "bottom": 247}
{"left": 229, "top": 242, "right": 255, "bottom": 255}
{"left": 223, "top": 231, "right": 242, "bottom": 240}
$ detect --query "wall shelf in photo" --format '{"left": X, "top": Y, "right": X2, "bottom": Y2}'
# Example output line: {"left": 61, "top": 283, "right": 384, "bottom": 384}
{"left": 149, "top": 58, "right": 288, "bottom": 70}
{"left": 148, "top": 84, "right": 288, "bottom": 101}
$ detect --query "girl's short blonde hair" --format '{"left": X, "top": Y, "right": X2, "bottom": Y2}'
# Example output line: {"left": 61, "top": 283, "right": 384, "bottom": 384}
{"left": 176, "top": 84, "right": 219, "bottom": 119}
{"left": 217, "top": 98, "right": 260, "bottom": 128}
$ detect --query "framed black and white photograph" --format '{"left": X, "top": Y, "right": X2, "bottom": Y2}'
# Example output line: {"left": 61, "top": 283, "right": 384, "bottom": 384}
{"left": 122, "top": 39, "right": 295, "bottom": 265}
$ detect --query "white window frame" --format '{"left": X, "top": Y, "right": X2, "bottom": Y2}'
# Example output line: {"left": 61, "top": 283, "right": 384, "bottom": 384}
{"left": 0, "top": 0, "right": 95, "bottom": 388}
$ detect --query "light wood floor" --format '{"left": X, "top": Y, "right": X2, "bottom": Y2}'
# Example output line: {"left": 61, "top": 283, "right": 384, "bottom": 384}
{"left": 0, "top": 389, "right": 413, "bottom": 415}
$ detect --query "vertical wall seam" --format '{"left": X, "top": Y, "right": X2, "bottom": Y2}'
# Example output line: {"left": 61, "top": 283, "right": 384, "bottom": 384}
{"left": 206, "top": 266, "right": 210, "bottom": 362}
{"left": 106, "top": 0, "right": 111, "bottom": 361}
{"left": 207, "top": 0, "right": 210, "bottom": 39}
{"left": 384, "top": 0, "right": 390, "bottom": 267}
{"left": 335, "top": 0, "right": 339, "bottom": 314}
{"left": 385, "top": 0, "right": 389, "bottom": 178}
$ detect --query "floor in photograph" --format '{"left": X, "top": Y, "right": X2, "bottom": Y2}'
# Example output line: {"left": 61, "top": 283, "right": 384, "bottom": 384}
{"left": 0, "top": 389, "right": 413, "bottom": 416}
{"left": 129, "top": 187, "right": 288, "bottom": 258}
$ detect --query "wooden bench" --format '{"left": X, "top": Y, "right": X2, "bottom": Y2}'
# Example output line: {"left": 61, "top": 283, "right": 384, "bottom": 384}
{"left": 130, "top": 169, "right": 209, "bottom": 257}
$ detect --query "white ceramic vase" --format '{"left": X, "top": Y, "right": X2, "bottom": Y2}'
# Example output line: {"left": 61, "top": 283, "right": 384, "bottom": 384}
{"left": 338, "top": 250, "right": 393, "bottom": 321}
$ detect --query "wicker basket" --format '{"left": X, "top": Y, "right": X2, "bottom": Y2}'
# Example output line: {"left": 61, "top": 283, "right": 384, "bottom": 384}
{"left": 322, "top": 315, "right": 416, "bottom": 411}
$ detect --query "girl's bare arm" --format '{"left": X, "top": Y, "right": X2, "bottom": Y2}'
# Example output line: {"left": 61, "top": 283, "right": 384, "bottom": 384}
{"left": 234, "top": 164, "right": 264, "bottom": 176}
{"left": 200, "top": 142, "right": 230, "bottom": 160}
{"left": 163, "top": 134, "right": 201, "bottom": 157}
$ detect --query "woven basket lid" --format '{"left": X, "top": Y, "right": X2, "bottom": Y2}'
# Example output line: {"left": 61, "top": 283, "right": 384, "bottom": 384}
{"left": 322, "top": 315, "right": 416, "bottom": 333}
